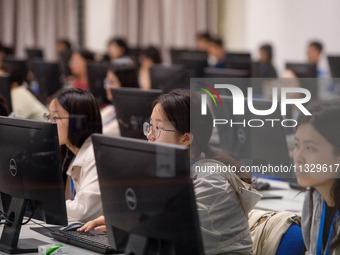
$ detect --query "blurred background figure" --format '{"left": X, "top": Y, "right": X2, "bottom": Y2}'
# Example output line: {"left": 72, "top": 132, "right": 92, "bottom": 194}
{"left": 56, "top": 38, "right": 72, "bottom": 59}
{"left": 2, "top": 63, "right": 47, "bottom": 120}
{"left": 307, "top": 40, "right": 329, "bottom": 78}
{"left": 138, "top": 46, "right": 162, "bottom": 90}
{"left": 252, "top": 44, "right": 278, "bottom": 78}
{"left": 107, "top": 37, "right": 134, "bottom": 66}
{"left": 196, "top": 32, "right": 211, "bottom": 52}
{"left": 69, "top": 49, "right": 94, "bottom": 90}
{"left": 101, "top": 65, "right": 139, "bottom": 136}
{"left": 207, "top": 37, "right": 226, "bottom": 68}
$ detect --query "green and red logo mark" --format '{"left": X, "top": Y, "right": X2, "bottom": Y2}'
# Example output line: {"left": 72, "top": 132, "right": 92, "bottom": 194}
{"left": 198, "top": 82, "right": 222, "bottom": 109}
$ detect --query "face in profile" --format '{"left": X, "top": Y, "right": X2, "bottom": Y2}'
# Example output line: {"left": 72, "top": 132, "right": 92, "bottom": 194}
{"left": 70, "top": 52, "right": 86, "bottom": 77}
{"left": 107, "top": 42, "right": 124, "bottom": 60}
{"left": 147, "top": 103, "right": 186, "bottom": 146}
{"left": 259, "top": 48, "right": 268, "bottom": 63}
{"left": 307, "top": 45, "right": 320, "bottom": 63}
{"left": 294, "top": 123, "right": 340, "bottom": 189}
{"left": 49, "top": 99, "right": 70, "bottom": 146}
{"left": 104, "top": 70, "right": 121, "bottom": 102}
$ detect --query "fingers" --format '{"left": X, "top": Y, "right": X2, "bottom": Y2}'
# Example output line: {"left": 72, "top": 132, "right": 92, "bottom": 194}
{"left": 77, "top": 221, "right": 96, "bottom": 232}
{"left": 94, "top": 225, "right": 106, "bottom": 232}
{"left": 77, "top": 216, "right": 106, "bottom": 232}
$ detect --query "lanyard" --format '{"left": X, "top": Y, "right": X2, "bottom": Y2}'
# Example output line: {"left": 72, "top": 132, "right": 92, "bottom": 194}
{"left": 71, "top": 177, "right": 76, "bottom": 200}
{"left": 316, "top": 201, "right": 339, "bottom": 255}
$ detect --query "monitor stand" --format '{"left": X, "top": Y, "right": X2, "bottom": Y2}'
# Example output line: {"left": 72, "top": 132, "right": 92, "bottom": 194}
{"left": 0, "top": 197, "right": 47, "bottom": 254}
{"left": 125, "top": 233, "right": 175, "bottom": 255}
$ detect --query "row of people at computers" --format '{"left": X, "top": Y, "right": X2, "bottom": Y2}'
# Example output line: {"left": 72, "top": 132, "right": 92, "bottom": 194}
{"left": 37, "top": 86, "right": 340, "bottom": 254}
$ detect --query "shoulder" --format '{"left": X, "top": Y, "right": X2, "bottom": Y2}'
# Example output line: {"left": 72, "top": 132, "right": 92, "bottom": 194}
{"left": 73, "top": 137, "right": 95, "bottom": 167}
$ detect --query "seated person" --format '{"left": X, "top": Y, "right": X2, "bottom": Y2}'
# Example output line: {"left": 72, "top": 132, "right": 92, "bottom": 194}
{"left": 56, "top": 38, "right": 72, "bottom": 60}
{"left": 294, "top": 99, "right": 340, "bottom": 254}
{"left": 45, "top": 88, "right": 103, "bottom": 222}
{"left": 1, "top": 63, "right": 47, "bottom": 120}
{"left": 252, "top": 43, "right": 278, "bottom": 78}
{"left": 196, "top": 32, "right": 212, "bottom": 52}
{"left": 138, "top": 46, "right": 162, "bottom": 90}
{"left": 69, "top": 49, "right": 94, "bottom": 90}
{"left": 80, "top": 89, "right": 261, "bottom": 255}
{"left": 307, "top": 40, "right": 329, "bottom": 78}
{"left": 107, "top": 37, "right": 134, "bottom": 66}
{"left": 101, "top": 65, "right": 139, "bottom": 136}
{"left": 207, "top": 37, "right": 226, "bottom": 68}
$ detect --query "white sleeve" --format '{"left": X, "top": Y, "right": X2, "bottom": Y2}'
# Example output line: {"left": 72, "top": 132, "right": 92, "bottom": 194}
{"left": 66, "top": 157, "right": 102, "bottom": 222}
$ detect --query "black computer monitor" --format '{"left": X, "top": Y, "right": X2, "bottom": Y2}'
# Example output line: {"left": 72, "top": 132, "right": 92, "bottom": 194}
{"left": 32, "top": 60, "right": 63, "bottom": 104}
{"left": 150, "top": 64, "right": 190, "bottom": 93}
{"left": 225, "top": 52, "right": 252, "bottom": 74}
{"left": 0, "top": 117, "right": 67, "bottom": 254}
{"left": 211, "top": 96, "right": 292, "bottom": 175}
{"left": 169, "top": 48, "right": 189, "bottom": 65}
{"left": 204, "top": 67, "right": 250, "bottom": 78}
{"left": 25, "top": 48, "right": 43, "bottom": 60}
{"left": 2, "top": 57, "right": 28, "bottom": 83}
{"left": 92, "top": 134, "right": 204, "bottom": 255}
{"left": 0, "top": 75, "right": 13, "bottom": 113}
{"left": 179, "top": 52, "right": 208, "bottom": 77}
{"left": 87, "top": 62, "right": 110, "bottom": 107}
{"left": 327, "top": 55, "right": 340, "bottom": 78}
{"left": 25, "top": 48, "right": 44, "bottom": 72}
{"left": 110, "top": 88, "right": 162, "bottom": 139}
{"left": 285, "top": 62, "right": 317, "bottom": 78}
{"left": 285, "top": 63, "right": 318, "bottom": 101}
{"left": 113, "top": 65, "right": 139, "bottom": 89}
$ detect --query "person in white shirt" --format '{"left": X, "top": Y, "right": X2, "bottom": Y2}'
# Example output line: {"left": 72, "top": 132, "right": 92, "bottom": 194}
{"left": 45, "top": 88, "right": 103, "bottom": 222}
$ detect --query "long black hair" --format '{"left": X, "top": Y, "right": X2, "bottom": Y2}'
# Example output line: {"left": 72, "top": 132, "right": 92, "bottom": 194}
{"left": 52, "top": 88, "right": 102, "bottom": 176}
{"left": 152, "top": 89, "right": 250, "bottom": 183}
{"left": 297, "top": 98, "right": 340, "bottom": 251}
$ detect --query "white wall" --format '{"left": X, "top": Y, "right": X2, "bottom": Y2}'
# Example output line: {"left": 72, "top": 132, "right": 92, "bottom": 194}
{"left": 84, "top": 0, "right": 114, "bottom": 54}
{"left": 225, "top": 0, "right": 340, "bottom": 74}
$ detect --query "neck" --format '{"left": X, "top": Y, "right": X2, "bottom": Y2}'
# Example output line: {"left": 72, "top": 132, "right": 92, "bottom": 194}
{"left": 67, "top": 144, "right": 80, "bottom": 155}
{"left": 315, "top": 179, "right": 336, "bottom": 207}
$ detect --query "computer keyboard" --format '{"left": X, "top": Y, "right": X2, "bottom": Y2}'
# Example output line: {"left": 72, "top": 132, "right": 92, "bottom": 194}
{"left": 51, "top": 229, "right": 119, "bottom": 254}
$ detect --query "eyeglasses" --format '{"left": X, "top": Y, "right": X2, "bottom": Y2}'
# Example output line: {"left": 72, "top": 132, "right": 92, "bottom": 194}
{"left": 43, "top": 113, "right": 69, "bottom": 122}
{"left": 143, "top": 122, "right": 181, "bottom": 139}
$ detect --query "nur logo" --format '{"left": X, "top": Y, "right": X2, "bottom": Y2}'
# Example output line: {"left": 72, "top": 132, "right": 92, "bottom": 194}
{"left": 198, "top": 82, "right": 222, "bottom": 115}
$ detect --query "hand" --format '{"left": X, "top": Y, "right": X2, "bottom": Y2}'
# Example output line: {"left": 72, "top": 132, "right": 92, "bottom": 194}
{"left": 77, "top": 215, "right": 106, "bottom": 232}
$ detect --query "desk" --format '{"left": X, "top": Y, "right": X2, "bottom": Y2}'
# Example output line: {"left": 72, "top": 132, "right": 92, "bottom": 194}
{"left": 0, "top": 221, "right": 123, "bottom": 255}
{"left": 254, "top": 178, "right": 304, "bottom": 214}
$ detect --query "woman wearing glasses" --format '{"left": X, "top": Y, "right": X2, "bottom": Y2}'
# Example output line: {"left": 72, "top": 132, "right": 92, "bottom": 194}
{"left": 80, "top": 89, "right": 260, "bottom": 254}
{"left": 45, "top": 88, "right": 103, "bottom": 222}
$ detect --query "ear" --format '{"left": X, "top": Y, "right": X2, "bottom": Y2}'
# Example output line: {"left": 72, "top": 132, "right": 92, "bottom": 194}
{"left": 180, "top": 132, "right": 193, "bottom": 146}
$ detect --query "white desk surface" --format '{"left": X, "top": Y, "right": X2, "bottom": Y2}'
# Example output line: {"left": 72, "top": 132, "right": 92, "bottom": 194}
{"left": 0, "top": 178, "right": 304, "bottom": 254}
{"left": 0, "top": 221, "right": 123, "bottom": 255}
{"left": 254, "top": 178, "right": 305, "bottom": 214}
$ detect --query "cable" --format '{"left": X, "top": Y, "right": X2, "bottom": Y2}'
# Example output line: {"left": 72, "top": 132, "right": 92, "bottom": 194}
{"left": 21, "top": 201, "right": 36, "bottom": 225}
{"left": 0, "top": 210, "right": 13, "bottom": 225}
{"left": 30, "top": 219, "right": 58, "bottom": 232}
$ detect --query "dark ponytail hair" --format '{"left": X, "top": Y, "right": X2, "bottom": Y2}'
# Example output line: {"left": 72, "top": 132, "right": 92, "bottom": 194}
{"left": 297, "top": 98, "right": 340, "bottom": 251}
{"left": 153, "top": 89, "right": 250, "bottom": 183}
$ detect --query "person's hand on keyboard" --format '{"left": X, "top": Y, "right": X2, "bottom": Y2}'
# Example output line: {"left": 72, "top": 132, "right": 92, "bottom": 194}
{"left": 77, "top": 215, "right": 106, "bottom": 232}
